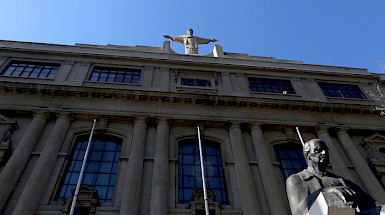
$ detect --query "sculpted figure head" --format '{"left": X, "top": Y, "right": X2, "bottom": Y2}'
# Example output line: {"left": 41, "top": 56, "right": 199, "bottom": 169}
{"left": 303, "top": 139, "right": 329, "bottom": 173}
{"left": 187, "top": 29, "right": 193, "bottom": 36}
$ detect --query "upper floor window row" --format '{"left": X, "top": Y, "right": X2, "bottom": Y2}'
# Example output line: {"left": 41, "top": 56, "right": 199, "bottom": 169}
{"left": 89, "top": 66, "right": 141, "bottom": 84}
{"left": 1, "top": 61, "right": 60, "bottom": 79}
{"left": 248, "top": 77, "right": 295, "bottom": 94}
{"left": 319, "top": 83, "right": 366, "bottom": 99}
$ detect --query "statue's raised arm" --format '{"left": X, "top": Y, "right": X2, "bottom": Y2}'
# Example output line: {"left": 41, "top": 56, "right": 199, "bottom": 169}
{"left": 163, "top": 35, "right": 184, "bottom": 43}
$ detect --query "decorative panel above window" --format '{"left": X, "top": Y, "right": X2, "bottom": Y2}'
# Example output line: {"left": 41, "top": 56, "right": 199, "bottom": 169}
{"left": 181, "top": 78, "right": 212, "bottom": 87}
{"left": 178, "top": 139, "right": 228, "bottom": 205}
{"left": 319, "top": 83, "right": 366, "bottom": 99}
{"left": 89, "top": 66, "right": 141, "bottom": 84}
{"left": 1, "top": 61, "right": 60, "bottom": 79}
{"left": 248, "top": 77, "right": 295, "bottom": 94}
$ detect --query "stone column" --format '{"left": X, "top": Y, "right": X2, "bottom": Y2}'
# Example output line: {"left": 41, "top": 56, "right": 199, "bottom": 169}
{"left": 250, "top": 123, "right": 286, "bottom": 215}
{"left": 0, "top": 112, "right": 48, "bottom": 211}
{"left": 336, "top": 127, "right": 385, "bottom": 203}
{"left": 149, "top": 119, "right": 170, "bottom": 215}
{"left": 120, "top": 117, "right": 147, "bottom": 215}
{"left": 228, "top": 123, "right": 261, "bottom": 215}
{"left": 316, "top": 126, "right": 355, "bottom": 181}
{"left": 12, "top": 113, "right": 71, "bottom": 215}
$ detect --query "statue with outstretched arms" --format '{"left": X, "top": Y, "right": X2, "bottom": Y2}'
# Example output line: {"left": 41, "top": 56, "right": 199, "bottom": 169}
{"left": 164, "top": 29, "right": 217, "bottom": 55}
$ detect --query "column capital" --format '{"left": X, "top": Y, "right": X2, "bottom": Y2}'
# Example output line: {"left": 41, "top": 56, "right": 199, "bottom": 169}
{"left": 133, "top": 116, "right": 148, "bottom": 125}
{"left": 336, "top": 126, "right": 350, "bottom": 134}
{"left": 55, "top": 112, "right": 74, "bottom": 122}
{"left": 315, "top": 126, "right": 330, "bottom": 135}
{"left": 33, "top": 111, "right": 50, "bottom": 120}
{"left": 228, "top": 121, "right": 241, "bottom": 130}
{"left": 249, "top": 122, "right": 263, "bottom": 131}
{"left": 156, "top": 117, "right": 171, "bottom": 126}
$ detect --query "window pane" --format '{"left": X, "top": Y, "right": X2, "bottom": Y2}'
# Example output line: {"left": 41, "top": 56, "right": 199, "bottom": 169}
{"left": 57, "top": 136, "right": 122, "bottom": 202}
{"left": 178, "top": 139, "right": 228, "bottom": 205}
{"left": 319, "top": 83, "right": 365, "bottom": 99}
{"left": 89, "top": 67, "right": 141, "bottom": 84}
{"left": 248, "top": 78, "right": 295, "bottom": 94}
{"left": 275, "top": 146, "right": 306, "bottom": 181}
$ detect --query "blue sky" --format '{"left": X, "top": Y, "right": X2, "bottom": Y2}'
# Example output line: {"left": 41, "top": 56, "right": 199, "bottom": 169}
{"left": 1, "top": 0, "right": 385, "bottom": 73}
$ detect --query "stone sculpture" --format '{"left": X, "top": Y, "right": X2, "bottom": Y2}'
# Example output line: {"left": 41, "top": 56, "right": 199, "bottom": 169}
{"left": 164, "top": 29, "right": 217, "bottom": 55}
{"left": 286, "top": 139, "right": 380, "bottom": 215}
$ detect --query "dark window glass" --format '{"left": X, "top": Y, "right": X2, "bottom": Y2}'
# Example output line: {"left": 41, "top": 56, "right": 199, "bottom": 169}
{"left": 275, "top": 145, "right": 307, "bottom": 181}
{"left": 380, "top": 148, "right": 385, "bottom": 157}
{"left": 89, "top": 67, "right": 141, "bottom": 84}
{"left": 178, "top": 139, "right": 228, "bottom": 205}
{"left": 1, "top": 61, "right": 59, "bottom": 79}
{"left": 319, "top": 83, "right": 366, "bottom": 99}
{"left": 74, "top": 207, "right": 90, "bottom": 215}
{"left": 57, "top": 136, "right": 122, "bottom": 202}
{"left": 248, "top": 78, "right": 295, "bottom": 94}
{"left": 181, "top": 78, "right": 212, "bottom": 87}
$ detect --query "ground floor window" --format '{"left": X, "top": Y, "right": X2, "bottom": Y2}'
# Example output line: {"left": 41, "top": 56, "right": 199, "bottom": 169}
{"left": 178, "top": 139, "right": 228, "bottom": 204}
{"left": 57, "top": 135, "right": 122, "bottom": 202}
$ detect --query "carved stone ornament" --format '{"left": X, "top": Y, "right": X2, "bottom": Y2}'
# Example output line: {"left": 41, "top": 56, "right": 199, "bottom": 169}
{"left": 0, "top": 114, "right": 18, "bottom": 166}
{"left": 189, "top": 189, "right": 221, "bottom": 215}
{"left": 61, "top": 185, "right": 100, "bottom": 215}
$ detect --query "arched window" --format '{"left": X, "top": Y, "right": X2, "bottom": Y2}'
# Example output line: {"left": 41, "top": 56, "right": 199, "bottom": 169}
{"left": 57, "top": 135, "right": 122, "bottom": 202}
{"left": 178, "top": 139, "right": 228, "bottom": 205}
{"left": 275, "top": 144, "right": 307, "bottom": 181}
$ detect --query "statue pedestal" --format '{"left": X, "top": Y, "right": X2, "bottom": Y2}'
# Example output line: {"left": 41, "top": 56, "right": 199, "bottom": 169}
{"left": 308, "top": 192, "right": 355, "bottom": 215}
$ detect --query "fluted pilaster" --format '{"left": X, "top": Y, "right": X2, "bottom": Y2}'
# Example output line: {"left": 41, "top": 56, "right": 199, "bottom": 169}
{"left": 120, "top": 117, "right": 148, "bottom": 215}
{"left": 229, "top": 122, "right": 261, "bottom": 215}
{"left": 12, "top": 113, "right": 71, "bottom": 215}
{"left": 250, "top": 123, "right": 287, "bottom": 215}
{"left": 0, "top": 112, "right": 48, "bottom": 212}
{"left": 149, "top": 118, "right": 170, "bottom": 215}
{"left": 336, "top": 127, "right": 385, "bottom": 203}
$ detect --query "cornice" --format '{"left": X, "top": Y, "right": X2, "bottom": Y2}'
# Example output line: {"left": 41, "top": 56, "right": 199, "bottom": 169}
{"left": 0, "top": 81, "right": 380, "bottom": 116}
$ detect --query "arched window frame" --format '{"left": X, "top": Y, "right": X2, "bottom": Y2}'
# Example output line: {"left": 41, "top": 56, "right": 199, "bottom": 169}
{"left": 169, "top": 130, "right": 232, "bottom": 210}
{"left": 176, "top": 136, "right": 229, "bottom": 206}
{"left": 51, "top": 128, "right": 128, "bottom": 207}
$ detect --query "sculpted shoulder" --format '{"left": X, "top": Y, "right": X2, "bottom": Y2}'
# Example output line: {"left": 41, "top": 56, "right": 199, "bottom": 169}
{"left": 286, "top": 172, "right": 303, "bottom": 187}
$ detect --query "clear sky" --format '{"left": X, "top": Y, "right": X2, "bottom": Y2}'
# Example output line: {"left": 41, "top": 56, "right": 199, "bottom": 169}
{"left": 1, "top": 0, "right": 385, "bottom": 73}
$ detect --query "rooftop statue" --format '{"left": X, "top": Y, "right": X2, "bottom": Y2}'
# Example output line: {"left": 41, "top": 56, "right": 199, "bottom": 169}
{"left": 164, "top": 29, "right": 217, "bottom": 55}
{"left": 286, "top": 139, "right": 381, "bottom": 215}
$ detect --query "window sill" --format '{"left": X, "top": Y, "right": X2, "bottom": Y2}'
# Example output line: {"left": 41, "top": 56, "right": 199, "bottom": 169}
{"left": 325, "top": 96, "right": 374, "bottom": 104}
{"left": 249, "top": 91, "right": 302, "bottom": 99}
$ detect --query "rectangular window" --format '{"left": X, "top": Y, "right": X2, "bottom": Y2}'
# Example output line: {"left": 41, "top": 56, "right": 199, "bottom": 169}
{"left": 1, "top": 61, "right": 60, "bottom": 79}
{"left": 319, "top": 83, "right": 366, "bottom": 99}
{"left": 89, "top": 66, "right": 141, "bottom": 84}
{"left": 248, "top": 77, "right": 295, "bottom": 94}
{"left": 181, "top": 78, "right": 212, "bottom": 87}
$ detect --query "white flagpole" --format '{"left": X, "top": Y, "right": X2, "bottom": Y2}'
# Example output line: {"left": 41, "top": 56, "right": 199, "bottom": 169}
{"left": 69, "top": 119, "right": 97, "bottom": 215}
{"left": 296, "top": 127, "right": 305, "bottom": 146}
{"left": 197, "top": 126, "right": 209, "bottom": 215}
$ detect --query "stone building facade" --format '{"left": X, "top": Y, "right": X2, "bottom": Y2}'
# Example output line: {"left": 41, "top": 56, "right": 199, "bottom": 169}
{"left": 0, "top": 39, "right": 385, "bottom": 215}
